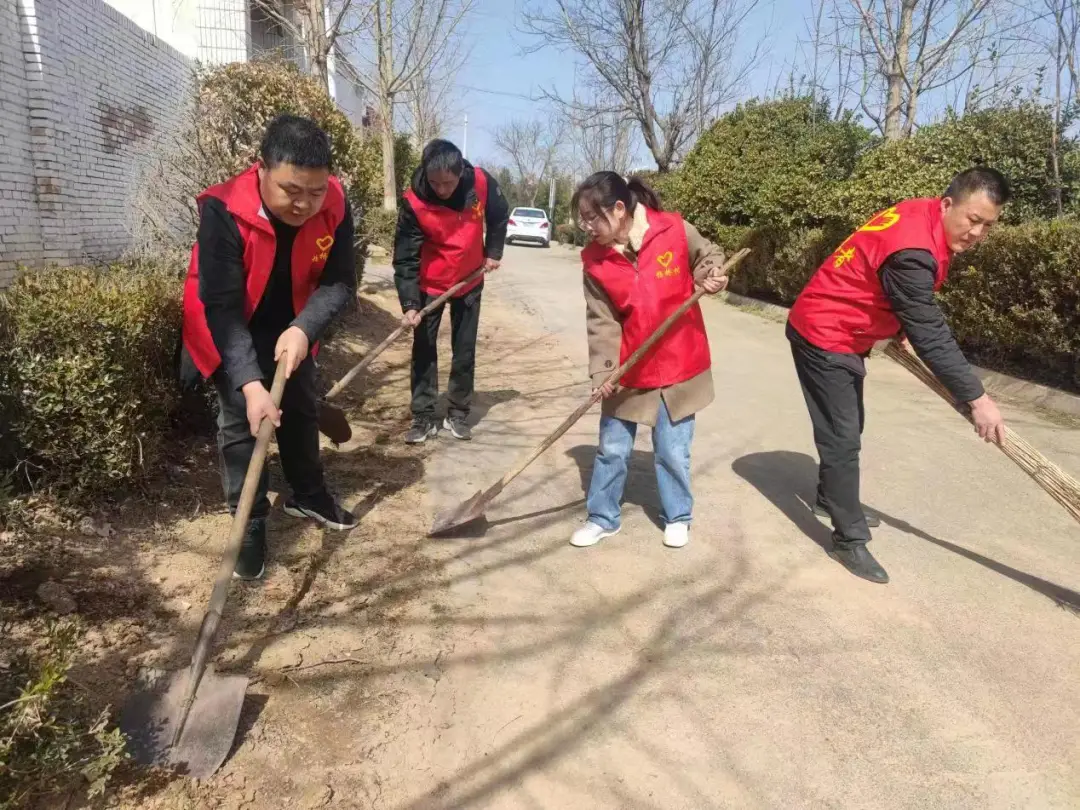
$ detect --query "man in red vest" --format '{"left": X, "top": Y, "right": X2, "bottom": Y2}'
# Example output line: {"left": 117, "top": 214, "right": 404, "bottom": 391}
{"left": 393, "top": 139, "right": 509, "bottom": 444}
{"left": 787, "top": 167, "right": 1010, "bottom": 584}
{"left": 181, "top": 114, "right": 358, "bottom": 580}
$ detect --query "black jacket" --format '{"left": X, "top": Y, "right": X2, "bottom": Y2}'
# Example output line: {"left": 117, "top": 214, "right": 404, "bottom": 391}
{"left": 393, "top": 162, "right": 509, "bottom": 312}
{"left": 879, "top": 249, "right": 984, "bottom": 403}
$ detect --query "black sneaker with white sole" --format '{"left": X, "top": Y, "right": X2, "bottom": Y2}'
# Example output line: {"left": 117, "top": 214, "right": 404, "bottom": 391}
{"left": 443, "top": 415, "right": 472, "bottom": 441}
{"left": 233, "top": 518, "right": 267, "bottom": 580}
{"left": 404, "top": 418, "right": 439, "bottom": 445}
{"left": 283, "top": 491, "right": 358, "bottom": 531}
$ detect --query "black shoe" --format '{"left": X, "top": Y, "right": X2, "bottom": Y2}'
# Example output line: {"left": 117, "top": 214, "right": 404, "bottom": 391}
{"left": 233, "top": 518, "right": 267, "bottom": 580}
{"left": 443, "top": 415, "right": 472, "bottom": 441}
{"left": 283, "top": 491, "right": 357, "bottom": 531}
{"left": 405, "top": 418, "right": 439, "bottom": 445}
{"left": 829, "top": 541, "right": 889, "bottom": 584}
{"left": 812, "top": 501, "right": 881, "bottom": 528}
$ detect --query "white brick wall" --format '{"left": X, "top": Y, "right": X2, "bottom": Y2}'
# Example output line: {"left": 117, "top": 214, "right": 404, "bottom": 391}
{"left": 0, "top": 0, "right": 194, "bottom": 285}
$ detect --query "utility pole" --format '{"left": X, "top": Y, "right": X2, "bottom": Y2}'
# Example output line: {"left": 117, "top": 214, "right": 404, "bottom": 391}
{"left": 547, "top": 174, "right": 556, "bottom": 219}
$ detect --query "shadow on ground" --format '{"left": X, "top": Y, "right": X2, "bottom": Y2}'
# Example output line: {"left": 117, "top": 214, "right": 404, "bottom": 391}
{"left": 732, "top": 450, "right": 1080, "bottom": 612}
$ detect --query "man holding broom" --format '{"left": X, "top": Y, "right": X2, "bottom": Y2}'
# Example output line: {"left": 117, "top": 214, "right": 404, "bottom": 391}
{"left": 787, "top": 167, "right": 1010, "bottom": 584}
{"left": 181, "top": 114, "right": 359, "bottom": 581}
{"left": 393, "top": 139, "right": 509, "bottom": 444}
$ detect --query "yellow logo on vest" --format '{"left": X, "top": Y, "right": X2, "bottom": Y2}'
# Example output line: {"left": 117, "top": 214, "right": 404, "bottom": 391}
{"left": 832, "top": 206, "right": 902, "bottom": 268}
{"left": 313, "top": 234, "right": 334, "bottom": 263}
{"left": 471, "top": 199, "right": 483, "bottom": 220}
{"left": 655, "top": 250, "right": 681, "bottom": 279}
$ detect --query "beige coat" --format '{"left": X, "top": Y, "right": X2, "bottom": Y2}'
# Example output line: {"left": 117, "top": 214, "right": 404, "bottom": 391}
{"left": 583, "top": 204, "right": 727, "bottom": 426}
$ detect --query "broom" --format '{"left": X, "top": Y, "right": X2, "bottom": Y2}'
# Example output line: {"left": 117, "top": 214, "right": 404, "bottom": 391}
{"left": 883, "top": 340, "right": 1080, "bottom": 526}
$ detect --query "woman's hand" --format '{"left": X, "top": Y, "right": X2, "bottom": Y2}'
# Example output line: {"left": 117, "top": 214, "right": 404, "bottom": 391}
{"left": 701, "top": 271, "right": 729, "bottom": 295}
{"left": 593, "top": 381, "right": 616, "bottom": 399}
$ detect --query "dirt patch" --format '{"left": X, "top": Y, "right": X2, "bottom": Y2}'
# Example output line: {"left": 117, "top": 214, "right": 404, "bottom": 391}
{"left": 1, "top": 279, "right": 465, "bottom": 809}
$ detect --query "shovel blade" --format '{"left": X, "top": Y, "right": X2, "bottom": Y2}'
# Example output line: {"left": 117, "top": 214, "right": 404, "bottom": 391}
{"left": 119, "top": 666, "right": 248, "bottom": 779}
{"left": 429, "top": 490, "right": 488, "bottom": 536}
{"left": 316, "top": 401, "right": 353, "bottom": 444}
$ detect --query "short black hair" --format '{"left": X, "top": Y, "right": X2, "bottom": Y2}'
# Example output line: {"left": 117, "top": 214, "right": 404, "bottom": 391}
{"left": 944, "top": 166, "right": 1010, "bottom": 206}
{"left": 422, "top": 139, "right": 464, "bottom": 175}
{"left": 260, "top": 114, "right": 333, "bottom": 170}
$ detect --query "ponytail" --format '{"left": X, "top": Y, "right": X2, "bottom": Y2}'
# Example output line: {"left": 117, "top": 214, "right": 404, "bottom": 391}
{"left": 626, "top": 177, "right": 661, "bottom": 212}
{"left": 571, "top": 171, "right": 662, "bottom": 224}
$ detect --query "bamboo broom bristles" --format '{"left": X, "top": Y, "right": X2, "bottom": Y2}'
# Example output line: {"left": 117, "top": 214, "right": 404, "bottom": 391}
{"left": 883, "top": 340, "right": 1080, "bottom": 526}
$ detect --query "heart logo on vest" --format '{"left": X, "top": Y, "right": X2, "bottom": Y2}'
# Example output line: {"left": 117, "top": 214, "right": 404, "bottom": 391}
{"left": 656, "top": 251, "right": 674, "bottom": 268}
{"left": 317, "top": 235, "right": 335, "bottom": 251}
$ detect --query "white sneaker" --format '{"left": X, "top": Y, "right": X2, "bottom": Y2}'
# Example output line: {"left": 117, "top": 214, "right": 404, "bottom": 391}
{"left": 570, "top": 522, "right": 620, "bottom": 548}
{"left": 663, "top": 523, "right": 689, "bottom": 548}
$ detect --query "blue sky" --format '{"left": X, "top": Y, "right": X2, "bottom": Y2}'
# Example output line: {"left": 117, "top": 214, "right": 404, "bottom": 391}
{"left": 452, "top": 0, "right": 805, "bottom": 167}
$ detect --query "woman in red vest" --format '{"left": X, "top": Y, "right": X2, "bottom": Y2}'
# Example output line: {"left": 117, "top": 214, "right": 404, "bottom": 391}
{"left": 180, "top": 115, "right": 358, "bottom": 580}
{"left": 787, "top": 167, "right": 1010, "bottom": 584}
{"left": 393, "top": 139, "right": 509, "bottom": 444}
{"left": 569, "top": 172, "right": 729, "bottom": 549}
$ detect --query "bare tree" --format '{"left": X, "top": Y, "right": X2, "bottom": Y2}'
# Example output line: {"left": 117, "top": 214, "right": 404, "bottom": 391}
{"left": 341, "top": 0, "right": 475, "bottom": 211}
{"left": 522, "top": 0, "right": 762, "bottom": 172}
{"left": 250, "top": 0, "right": 367, "bottom": 91}
{"left": 400, "top": 41, "right": 471, "bottom": 149}
{"left": 492, "top": 117, "right": 566, "bottom": 206}
{"left": 841, "top": 0, "right": 1010, "bottom": 139}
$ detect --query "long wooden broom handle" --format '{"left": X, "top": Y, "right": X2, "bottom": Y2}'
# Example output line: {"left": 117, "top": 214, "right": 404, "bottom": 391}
{"left": 323, "top": 265, "right": 488, "bottom": 401}
{"left": 173, "top": 356, "right": 288, "bottom": 746}
{"left": 489, "top": 248, "right": 751, "bottom": 495}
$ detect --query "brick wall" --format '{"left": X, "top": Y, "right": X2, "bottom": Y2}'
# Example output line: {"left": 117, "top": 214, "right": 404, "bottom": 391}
{"left": 0, "top": 0, "right": 193, "bottom": 285}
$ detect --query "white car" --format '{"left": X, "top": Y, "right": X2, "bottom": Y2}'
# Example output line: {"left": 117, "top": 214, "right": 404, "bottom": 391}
{"left": 506, "top": 207, "right": 551, "bottom": 247}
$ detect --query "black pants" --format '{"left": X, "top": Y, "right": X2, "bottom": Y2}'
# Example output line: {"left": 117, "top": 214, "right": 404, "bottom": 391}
{"left": 787, "top": 323, "right": 871, "bottom": 546}
{"left": 411, "top": 287, "right": 482, "bottom": 420}
{"left": 213, "top": 348, "right": 325, "bottom": 520}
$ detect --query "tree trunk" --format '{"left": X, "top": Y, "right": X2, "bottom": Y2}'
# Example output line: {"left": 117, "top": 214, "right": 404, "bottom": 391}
{"left": 381, "top": 102, "right": 397, "bottom": 212}
{"left": 304, "top": 0, "right": 330, "bottom": 92}
{"left": 884, "top": 0, "right": 916, "bottom": 141}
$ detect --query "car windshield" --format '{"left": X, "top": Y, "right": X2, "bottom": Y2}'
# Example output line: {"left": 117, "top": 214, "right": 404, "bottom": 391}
{"left": 514, "top": 209, "right": 546, "bottom": 219}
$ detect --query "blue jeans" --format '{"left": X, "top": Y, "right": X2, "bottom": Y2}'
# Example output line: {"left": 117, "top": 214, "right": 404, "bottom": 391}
{"left": 586, "top": 399, "right": 695, "bottom": 531}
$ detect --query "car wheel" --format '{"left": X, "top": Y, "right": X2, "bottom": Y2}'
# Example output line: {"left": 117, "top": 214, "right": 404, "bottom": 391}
{"left": 543, "top": 240, "right": 550, "bottom": 248}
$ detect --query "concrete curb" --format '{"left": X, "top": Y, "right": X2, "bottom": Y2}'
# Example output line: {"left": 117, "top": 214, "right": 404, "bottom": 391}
{"left": 719, "top": 291, "right": 1080, "bottom": 419}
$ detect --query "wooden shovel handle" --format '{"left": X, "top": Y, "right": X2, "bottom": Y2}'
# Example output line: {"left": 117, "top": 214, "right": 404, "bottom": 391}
{"left": 324, "top": 265, "right": 488, "bottom": 401}
{"left": 488, "top": 248, "right": 751, "bottom": 496}
{"left": 179, "top": 357, "right": 287, "bottom": 729}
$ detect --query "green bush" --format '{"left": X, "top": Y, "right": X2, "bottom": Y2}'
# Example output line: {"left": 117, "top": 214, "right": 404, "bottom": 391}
{"left": 554, "top": 223, "right": 589, "bottom": 247}
{"left": 0, "top": 262, "right": 182, "bottom": 495}
{"left": 839, "top": 102, "right": 1077, "bottom": 225}
{"left": 0, "top": 620, "right": 127, "bottom": 807}
{"left": 138, "top": 59, "right": 381, "bottom": 255}
{"left": 364, "top": 206, "right": 398, "bottom": 252}
{"left": 667, "top": 97, "right": 870, "bottom": 233}
{"left": 940, "top": 218, "right": 1080, "bottom": 391}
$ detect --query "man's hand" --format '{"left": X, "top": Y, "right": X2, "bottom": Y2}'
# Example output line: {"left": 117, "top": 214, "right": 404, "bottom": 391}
{"left": 483, "top": 257, "right": 501, "bottom": 273}
{"left": 593, "top": 381, "right": 616, "bottom": 400}
{"left": 274, "top": 326, "right": 310, "bottom": 379}
{"left": 701, "top": 270, "right": 729, "bottom": 295}
{"left": 968, "top": 393, "right": 1006, "bottom": 444}
{"left": 402, "top": 309, "right": 422, "bottom": 328}
{"left": 242, "top": 380, "right": 281, "bottom": 437}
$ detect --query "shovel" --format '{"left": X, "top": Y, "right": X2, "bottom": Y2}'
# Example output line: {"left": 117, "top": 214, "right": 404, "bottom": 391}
{"left": 315, "top": 266, "right": 489, "bottom": 444}
{"left": 119, "top": 357, "right": 289, "bottom": 778}
{"left": 430, "top": 248, "right": 751, "bottom": 536}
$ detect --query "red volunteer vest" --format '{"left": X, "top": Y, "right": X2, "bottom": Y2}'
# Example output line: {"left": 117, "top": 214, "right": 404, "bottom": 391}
{"left": 182, "top": 164, "right": 347, "bottom": 378}
{"left": 403, "top": 168, "right": 488, "bottom": 297}
{"left": 582, "top": 208, "right": 711, "bottom": 389}
{"left": 788, "top": 197, "right": 952, "bottom": 354}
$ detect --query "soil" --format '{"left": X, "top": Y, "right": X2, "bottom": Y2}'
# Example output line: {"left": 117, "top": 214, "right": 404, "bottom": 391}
{"left": 2, "top": 275, "right": 454, "bottom": 810}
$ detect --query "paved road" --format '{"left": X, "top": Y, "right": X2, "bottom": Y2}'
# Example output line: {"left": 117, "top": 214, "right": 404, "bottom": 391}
{"left": 363, "top": 244, "right": 1080, "bottom": 810}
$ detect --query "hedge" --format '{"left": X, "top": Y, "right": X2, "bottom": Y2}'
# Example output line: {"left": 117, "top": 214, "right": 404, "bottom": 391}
{"left": 0, "top": 263, "right": 182, "bottom": 495}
